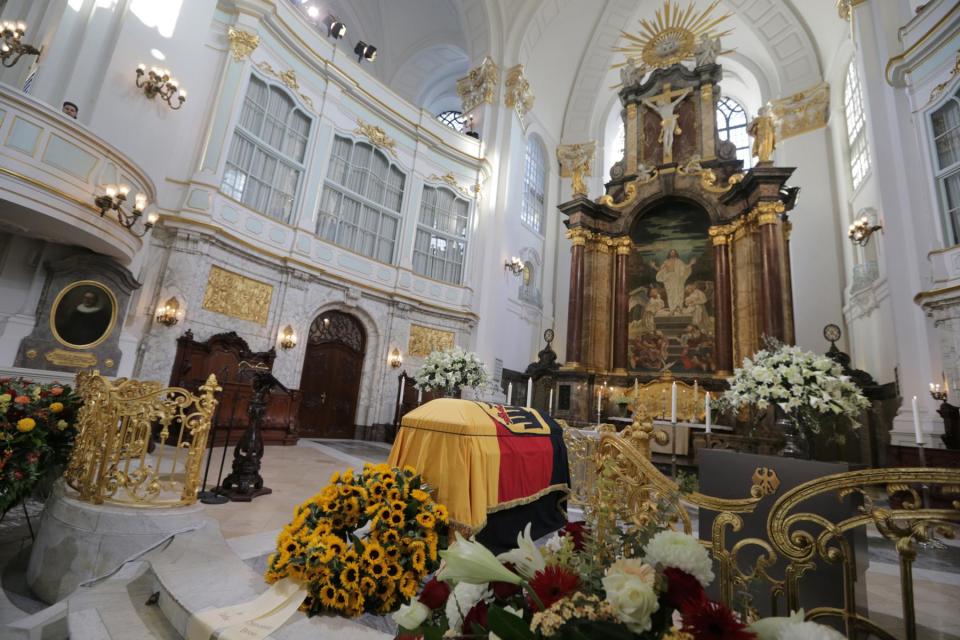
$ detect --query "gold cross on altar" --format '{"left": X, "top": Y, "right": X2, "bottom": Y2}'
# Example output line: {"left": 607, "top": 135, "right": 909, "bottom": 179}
{"left": 640, "top": 83, "right": 692, "bottom": 164}
{"left": 647, "top": 83, "right": 689, "bottom": 105}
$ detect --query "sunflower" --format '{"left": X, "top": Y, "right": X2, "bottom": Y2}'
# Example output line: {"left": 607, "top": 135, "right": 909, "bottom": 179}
{"left": 339, "top": 562, "right": 360, "bottom": 588}
{"left": 329, "top": 471, "right": 341, "bottom": 484}
{"left": 411, "top": 489, "right": 430, "bottom": 503}
{"left": 390, "top": 500, "right": 406, "bottom": 513}
{"left": 433, "top": 504, "right": 449, "bottom": 523}
{"left": 399, "top": 572, "right": 419, "bottom": 599}
{"left": 319, "top": 583, "right": 338, "bottom": 608}
{"left": 385, "top": 563, "right": 402, "bottom": 580}
{"left": 379, "top": 594, "right": 397, "bottom": 613}
{"left": 388, "top": 511, "right": 405, "bottom": 528}
{"left": 378, "top": 529, "right": 400, "bottom": 546}
{"left": 377, "top": 506, "right": 392, "bottom": 522}
{"left": 338, "top": 484, "right": 353, "bottom": 497}
{"left": 425, "top": 531, "right": 439, "bottom": 561}
{"left": 375, "top": 578, "right": 395, "bottom": 598}
{"left": 402, "top": 465, "right": 417, "bottom": 477}
{"left": 360, "top": 576, "right": 377, "bottom": 595}
{"left": 343, "top": 548, "right": 359, "bottom": 564}
{"left": 411, "top": 548, "right": 426, "bottom": 572}
{"left": 368, "top": 560, "right": 387, "bottom": 578}
{"left": 387, "top": 487, "right": 402, "bottom": 502}
{"left": 416, "top": 512, "right": 436, "bottom": 529}
{"left": 363, "top": 542, "right": 385, "bottom": 564}
{"left": 323, "top": 534, "right": 347, "bottom": 557}
{"left": 384, "top": 545, "right": 401, "bottom": 562}
{"left": 333, "top": 589, "right": 349, "bottom": 610}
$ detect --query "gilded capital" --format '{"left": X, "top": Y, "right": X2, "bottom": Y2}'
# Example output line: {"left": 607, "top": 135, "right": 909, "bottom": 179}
{"left": 227, "top": 27, "right": 259, "bottom": 62}
{"left": 566, "top": 228, "right": 591, "bottom": 247}
{"left": 594, "top": 236, "right": 615, "bottom": 254}
{"left": 752, "top": 200, "right": 786, "bottom": 225}
{"left": 615, "top": 236, "right": 633, "bottom": 255}
{"left": 709, "top": 224, "right": 734, "bottom": 246}
{"left": 457, "top": 57, "right": 499, "bottom": 113}
{"left": 504, "top": 64, "right": 534, "bottom": 124}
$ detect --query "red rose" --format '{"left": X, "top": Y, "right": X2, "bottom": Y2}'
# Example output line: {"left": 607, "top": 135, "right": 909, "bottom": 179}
{"left": 50, "top": 387, "right": 64, "bottom": 396}
{"left": 13, "top": 396, "right": 29, "bottom": 405}
{"left": 462, "top": 600, "right": 489, "bottom": 633}
{"left": 418, "top": 576, "right": 451, "bottom": 610}
{"left": 559, "top": 520, "right": 589, "bottom": 551}
{"left": 664, "top": 568, "right": 706, "bottom": 610}
{"left": 491, "top": 580, "right": 522, "bottom": 600}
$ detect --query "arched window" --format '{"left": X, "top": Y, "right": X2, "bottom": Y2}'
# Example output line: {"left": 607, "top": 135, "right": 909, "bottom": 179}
{"left": 436, "top": 110, "right": 467, "bottom": 133}
{"left": 317, "top": 135, "right": 406, "bottom": 263}
{"left": 715, "top": 97, "right": 751, "bottom": 168}
{"left": 413, "top": 186, "right": 471, "bottom": 284}
{"left": 844, "top": 60, "right": 871, "bottom": 190}
{"left": 614, "top": 121, "right": 626, "bottom": 160}
{"left": 221, "top": 75, "right": 311, "bottom": 222}
{"left": 930, "top": 88, "right": 960, "bottom": 244}
{"left": 521, "top": 137, "right": 547, "bottom": 234}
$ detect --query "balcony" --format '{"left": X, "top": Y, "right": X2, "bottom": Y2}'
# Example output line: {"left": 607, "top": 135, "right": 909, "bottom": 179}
{"left": 0, "top": 90, "right": 155, "bottom": 264}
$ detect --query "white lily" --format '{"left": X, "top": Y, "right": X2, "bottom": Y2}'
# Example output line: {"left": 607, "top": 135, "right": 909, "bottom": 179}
{"left": 497, "top": 522, "right": 546, "bottom": 580}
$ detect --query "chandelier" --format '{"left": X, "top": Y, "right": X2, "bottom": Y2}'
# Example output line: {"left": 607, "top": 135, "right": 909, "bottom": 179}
{"left": 135, "top": 65, "right": 186, "bottom": 109}
{"left": 94, "top": 185, "right": 158, "bottom": 237}
{"left": 1, "top": 21, "right": 41, "bottom": 68}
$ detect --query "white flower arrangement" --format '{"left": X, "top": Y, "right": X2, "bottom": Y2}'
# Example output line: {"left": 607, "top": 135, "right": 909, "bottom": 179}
{"left": 717, "top": 339, "right": 869, "bottom": 439}
{"left": 642, "top": 529, "right": 715, "bottom": 588}
{"left": 414, "top": 347, "right": 489, "bottom": 394}
{"left": 749, "top": 609, "right": 847, "bottom": 640}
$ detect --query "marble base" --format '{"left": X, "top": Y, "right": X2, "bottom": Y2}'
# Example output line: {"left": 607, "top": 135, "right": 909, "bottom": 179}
{"left": 26, "top": 480, "right": 205, "bottom": 604}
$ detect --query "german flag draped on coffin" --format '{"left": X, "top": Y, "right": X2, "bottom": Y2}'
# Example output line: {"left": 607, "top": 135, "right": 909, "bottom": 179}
{"left": 388, "top": 399, "right": 570, "bottom": 551}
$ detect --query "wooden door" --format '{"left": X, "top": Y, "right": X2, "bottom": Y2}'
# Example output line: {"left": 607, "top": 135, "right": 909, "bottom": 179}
{"left": 298, "top": 312, "right": 366, "bottom": 438}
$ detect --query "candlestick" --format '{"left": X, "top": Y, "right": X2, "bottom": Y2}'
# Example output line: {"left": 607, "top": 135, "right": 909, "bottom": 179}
{"left": 634, "top": 378, "right": 638, "bottom": 400}
{"left": 705, "top": 392, "right": 712, "bottom": 433}
{"left": 527, "top": 378, "right": 533, "bottom": 409}
{"left": 507, "top": 382, "right": 513, "bottom": 406}
{"left": 597, "top": 389, "right": 602, "bottom": 425}
{"left": 671, "top": 382, "right": 677, "bottom": 424}
{"left": 398, "top": 377, "right": 405, "bottom": 408}
{"left": 417, "top": 389, "right": 422, "bottom": 405}
{"left": 548, "top": 388, "right": 554, "bottom": 414}
{"left": 912, "top": 395, "right": 924, "bottom": 445}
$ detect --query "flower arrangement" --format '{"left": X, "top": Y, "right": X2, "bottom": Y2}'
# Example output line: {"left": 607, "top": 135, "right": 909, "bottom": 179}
{"left": 0, "top": 378, "right": 81, "bottom": 515}
{"left": 715, "top": 338, "right": 869, "bottom": 443}
{"left": 414, "top": 347, "right": 489, "bottom": 396}
{"left": 264, "top": 463, "right": 448, "bottom": 618}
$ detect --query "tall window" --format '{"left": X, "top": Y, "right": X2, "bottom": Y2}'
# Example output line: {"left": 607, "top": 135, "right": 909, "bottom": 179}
{"left": 844, "top": 60, "right": 871, "bottom": 190}
{"left": 521, "top": 137, "right": 547, "bottom": 233}
{"left": 317, "top": 135, "right": 406, "bottom": 263}
{"left": 715, "top": 97, "right": 751, "bottom": 168}
{"left": 436, "top": 110, "right": 467, "bottom": 133}
{"left": 413, "top": 186, "right": 470, "bottom": 284}
{"left": 931, "top": 89, "right": 960, "bottom": 244}
{"left": 221, "top": 75, "right": 311, "bottom": 222}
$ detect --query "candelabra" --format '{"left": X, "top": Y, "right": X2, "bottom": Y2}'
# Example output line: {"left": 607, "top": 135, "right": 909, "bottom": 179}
{"left": 930, "top": 382, "right": 948, "bottom": 403}
{"left": 135, "top": 65, "right": 186, "bottom": 109}
{"left": 848, "top": 215, "right": 882, "bottom": 246}
{"left": 94, "top": 185, "right": 157, "bottom": 237}
{"left": 388, "top": 347, "right": 403, "bottom": 368}
{"left": 155, "top": 297, "right": 183, "bottom": 326}
{"left": 0, "top": 21, "right": 41, "bottom": 68}
{"left": 504, "top": 256, "right": 525, "bottom": 275}
{"left": 278, "top": 325, "right": 298, "bottom": 350}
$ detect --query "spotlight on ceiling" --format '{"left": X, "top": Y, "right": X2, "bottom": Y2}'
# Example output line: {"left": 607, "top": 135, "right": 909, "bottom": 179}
{"left": 306, "top": 5, "right": 320, "bottom": 19}
{"left": 354, "top": 41, "right": 377, "bottom": 63}
{"left": 323, "top": 15, "right": 346, "bottom": 39}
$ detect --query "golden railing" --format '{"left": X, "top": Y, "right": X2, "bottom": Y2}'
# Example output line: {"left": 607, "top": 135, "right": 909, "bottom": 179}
{"left": 64, "top": 371, "right": 221, "bottom": 506}
{"left": 575, "top": 417, "right": 960, "bottom": 640}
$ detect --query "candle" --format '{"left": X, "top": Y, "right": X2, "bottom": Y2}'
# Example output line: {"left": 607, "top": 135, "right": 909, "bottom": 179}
{"left": 507, "top": 382, "right": 513, "bottom": 406}
{"left": 692, "top": 380, "right": 698, "bottom": 421}
{"left": 417, "top": 389, "right": 422, "bottom": 405}
{"left": 398, "top": 376, "right": 405, "bottom": 408}
{"left": 527, "top": 378, "right": 533, "bottom": 409}
{"left": 548, "top": 388, "right": 554, "bottom": 414}
{"left": 597, "top": 389, "right": 602, "bottom": 424}
{"left": 912, "top": 396, "right": 923, "bottom": 445}
{"left": 671, "top": 382, "right": 677, "bottom": 424}
{"left": 634, "top": 378, "right": 638, "bottom": 399}
{"left": 705, "top": 392, "right": 712, "bottom": 434}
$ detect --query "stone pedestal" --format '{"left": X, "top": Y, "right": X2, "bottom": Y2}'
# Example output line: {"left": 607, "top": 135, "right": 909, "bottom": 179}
{"left": 26, "top": 480, "right": 205, "bottom": 603}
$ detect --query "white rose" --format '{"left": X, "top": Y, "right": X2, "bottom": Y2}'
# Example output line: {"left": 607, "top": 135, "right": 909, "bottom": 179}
{"left": 445, "top": 582, "right": 492, "bottom": 633}
{"left": 392, "top": 601, "right": 430, "bottom": 630}
{"left": 643, "top": 530, "right": 714, "bottom": 587}
{"left": 778, "top": 621, "right": 847, "bottom": 640}
{"left": 602, "top": 571, "right": 659, "bottom": 633}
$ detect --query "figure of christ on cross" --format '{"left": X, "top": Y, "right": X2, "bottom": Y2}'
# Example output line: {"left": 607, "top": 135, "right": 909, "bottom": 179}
{"left": 640, "top": 83, "right": 691, "bottom": 164}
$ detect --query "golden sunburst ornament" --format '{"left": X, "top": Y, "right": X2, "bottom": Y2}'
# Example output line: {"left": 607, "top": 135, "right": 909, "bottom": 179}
{"left": 614, "top": 0, "right": 732, "bottom": 70}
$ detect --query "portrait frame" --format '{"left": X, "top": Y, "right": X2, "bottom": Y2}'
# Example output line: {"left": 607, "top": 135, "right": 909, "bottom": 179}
{"left": 49, "top": 280, "right": 118, "bottom": 349}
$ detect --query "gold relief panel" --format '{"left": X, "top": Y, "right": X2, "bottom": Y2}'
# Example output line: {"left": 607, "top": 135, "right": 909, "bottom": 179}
{"left": 769, "top": 82, "right": 829, "bottom": 139}
{"left": 354, "top": 119, "right": 397, "bottom": 156}
{"left": 457, "top": 57, "right": 499, "bottom": 114}
{"left": 255, "top": 62, "right": 315, "bottom": 110}
{"left": 427, "top": 172, "right": 472, "bottom": 199}
{"left": 408, "top": 325, "right": 455, "bottom": 358}
{"left": 202, "top": 266, "right": 273, "bottom": 325}
{"left": 504, "top": 64, "right": 534, "bottom": 125}
{"left": 227, "top": 27, "right": 259, "bottom": 62}
{"left": 45, "top": 349, "right": 98, "bottom": 368}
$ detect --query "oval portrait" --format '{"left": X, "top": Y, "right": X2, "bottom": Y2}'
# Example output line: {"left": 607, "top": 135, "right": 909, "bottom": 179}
{"left": 50, "top": 281, "right": 117, "bottom": 349}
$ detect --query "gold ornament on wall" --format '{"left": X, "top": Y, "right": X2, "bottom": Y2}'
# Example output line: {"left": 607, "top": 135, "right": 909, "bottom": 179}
{"left": 202, "top": 266, "right": 273, "bottom": 325}
{"left": 227, "top": 27, "right": 260, "bottom": 62}
{"left": 456, "top": 56, "right": 499, "bottom": 114}
{"left": 426, "top": 172, "right": 472, "bottom": 199}
{"left": 354, "top": 119, "right": 397, "bottom": 156}
{"left": 504, "top": 64, "right": 534, "bottom": 126}
{"left": 408, "top": 325, "right": 455, "bottom": 358}
{"left": 769, "top": 82, "right": 829, "bottom": 140}
{"left": 557, "top": 142, "right": 596, "bottom": 197}
{"left": 925, "top": 50, "right": 960, "bottom": 108}
{"left": 255, "top": 61, "right": 315, "bottom": 109}
{"left": 612, "top": 0, "right": 732, "bottom": 72}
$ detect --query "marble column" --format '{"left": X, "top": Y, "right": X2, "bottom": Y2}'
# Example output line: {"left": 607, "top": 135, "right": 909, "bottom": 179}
{"left": 757, "top": 202, "right": 786, "bottom": 342}
{"left": 612, "top": 238, "right": 631, "bottom": 373}
{"left": 565, "top": 228, "right": 589, "bottom": 367}
{"left": 710, "top": 226, "right": 734, "bottom": 374}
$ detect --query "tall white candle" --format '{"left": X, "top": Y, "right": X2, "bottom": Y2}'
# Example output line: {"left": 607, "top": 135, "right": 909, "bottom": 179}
{"left": 634, "top": 378, "right": 638, "bottom": 399}
{"left": 507, "top": 382, "right": 513, "bottom": 406}
{"left": 705, "top": 392, "right": 712, "bottom": 434}
{"left": 692, "top": 380, "right": 698, "bottom": 422}
{"left": 912, "top": 395, "right": 923, "bottom": 444}
{"left": 417, "top": 388, "right": 422, "bottom": 405}
{"left": 398, "top": 377, "right": 405, "bottom": 408}
{"left": 597, "top": 389, "right": 602, "bottom": 424}
{"left": 548, "top": 388, "right": 554, "bottom": 414}
{"left": 527, "top": 378, "right": 533, "bottom": 409}
{"left": 671, "top": 382, "right": 677, "bottom": 424}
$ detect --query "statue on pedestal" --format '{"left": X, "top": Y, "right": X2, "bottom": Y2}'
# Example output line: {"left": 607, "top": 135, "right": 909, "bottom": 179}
{"left": 557, "top": 141, "right": 596, "bottom": 197}
{"left": 749, "top": 105, "right": 777, "bottom": 163}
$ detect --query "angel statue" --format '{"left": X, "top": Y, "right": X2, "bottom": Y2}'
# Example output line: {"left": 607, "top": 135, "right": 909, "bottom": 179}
{"left": 748, "top": 104, "right": 777, "bottom": 163}
{"left": 695, "top": 34, "right": 722, "bottom": 67}
{"left": 556, "top": 142, "right": 597, "bottom": 197}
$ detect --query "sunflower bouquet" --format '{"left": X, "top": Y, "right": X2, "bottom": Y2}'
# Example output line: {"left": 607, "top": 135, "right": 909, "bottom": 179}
{"left": 265, "top": 463, "right": 449, "bottom": 618}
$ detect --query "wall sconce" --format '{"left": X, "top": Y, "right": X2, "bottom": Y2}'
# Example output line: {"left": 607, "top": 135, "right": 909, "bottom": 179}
{"left": 848, "top": 216, "right": 882, "bottom": 246}
{"left": 279, "top": 325, "right": 298, "bottom": 350}
{"left": 323, "top": 15, "right": 346, "bottom": 39}
{"left": 504, "top": 256, "right": 525, "bottom": 276}
{"left": 95, "top": 184, "right": 157, "bottom": 237}
{"left": 931, "top": 382, "right": 948, "bottom": 403}
{"left": 388, "top": 348, "right": 402, "bottom": 368}
{"left": 354, "top": 41, "right": 377, "bottom": 63}
{"left": 1, "top": 21, "right": 41, "bottom": 68}
{"left": 155, "top": 297, "right": 183, "bottom": 326}
{"left": 136, "top": 64, "right": 186, "bottom": 110}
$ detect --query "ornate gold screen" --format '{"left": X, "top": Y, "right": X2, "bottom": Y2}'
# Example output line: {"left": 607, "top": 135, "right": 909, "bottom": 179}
{"left": 65, "top": 371, "right": 221, "bottom": 506}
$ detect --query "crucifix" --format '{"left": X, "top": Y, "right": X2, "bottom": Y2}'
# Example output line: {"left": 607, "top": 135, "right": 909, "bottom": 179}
{"left": 640, "top": 83, "right": 691, "bottom": 164}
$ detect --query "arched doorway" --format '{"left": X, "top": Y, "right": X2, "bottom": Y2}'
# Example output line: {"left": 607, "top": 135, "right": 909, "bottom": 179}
{"left": 298, "top": 311, "right": 366, "bottom": 438}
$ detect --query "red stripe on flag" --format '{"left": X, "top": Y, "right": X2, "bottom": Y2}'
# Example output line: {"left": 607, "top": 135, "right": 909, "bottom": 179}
{"left": 495, "top": 422, "right": 554, "bottom": 504}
